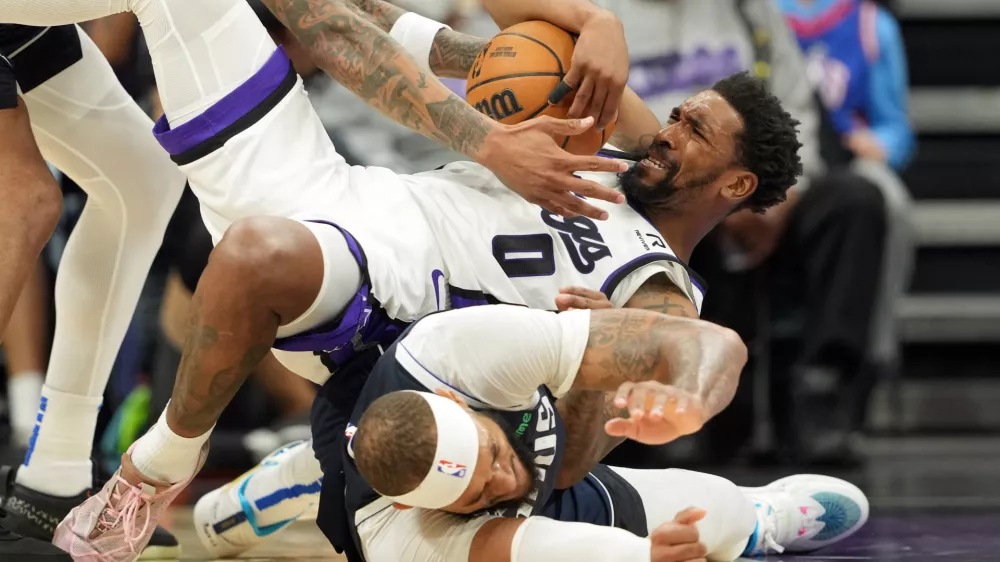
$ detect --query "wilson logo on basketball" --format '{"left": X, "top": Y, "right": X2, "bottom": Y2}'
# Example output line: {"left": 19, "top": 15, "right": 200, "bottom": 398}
{"left": 437, "top": 460, "right": 468, "bottom": 478}
{"left": 474, "top": 89, "right": 525, "bottom": 120}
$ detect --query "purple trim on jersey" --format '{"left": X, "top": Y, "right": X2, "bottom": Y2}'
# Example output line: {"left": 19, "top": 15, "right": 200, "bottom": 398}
{"left": 601, "top": 252, "right": 706, "bottom": 297}
{"left": 152, "top": 47, "right": 290, "bottom": 156}
{"left": 271, "top": 220, "right": 404, "bottom": 367}
{"left": 451, "top": 295, "right": 490, "bottom": 309}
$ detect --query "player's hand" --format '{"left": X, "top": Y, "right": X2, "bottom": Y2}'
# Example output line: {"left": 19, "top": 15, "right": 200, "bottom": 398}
{"left": 650, "top": 508, "right": 709, "bottom": 562}
{"left": 479, "top": 116, "right": 627, "bottom": 220}
{"left": 605, "top": 382, "right": 707, "bottom": 446}
{"left": 548, "top": 11, "right": 629, "bottom": 130}
{"left": 844, "top": 129, "right": 888, "bottom": 163}
{"left": 555, "top": 286, "right": 613, "bottom": 311}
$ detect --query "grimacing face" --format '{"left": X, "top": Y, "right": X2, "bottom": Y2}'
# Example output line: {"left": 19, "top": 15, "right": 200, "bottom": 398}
{"left": 437, "top": 411, "right": 537, "bottom": 515}
{"left": 620, "top": 90, "right": 755, "bottom": 214}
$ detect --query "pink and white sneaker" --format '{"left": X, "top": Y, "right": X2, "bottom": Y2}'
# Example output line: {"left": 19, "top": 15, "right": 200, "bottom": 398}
{"left": 52, "top": 443, "right": 209, "bottom": 561}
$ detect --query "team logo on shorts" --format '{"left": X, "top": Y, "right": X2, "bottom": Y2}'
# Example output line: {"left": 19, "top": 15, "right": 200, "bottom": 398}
{"left": 437, "top": 460, "right": 468, "bottom": 479}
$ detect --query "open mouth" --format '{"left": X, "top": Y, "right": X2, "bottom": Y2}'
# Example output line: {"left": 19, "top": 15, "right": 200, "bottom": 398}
{"left": 640, "top": 154, "right": 670, "bottom": 170}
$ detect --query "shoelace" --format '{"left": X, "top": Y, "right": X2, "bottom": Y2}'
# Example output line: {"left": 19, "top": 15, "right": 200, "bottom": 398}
{"left": 94, "top": 476, "right": 156, "bottom": 553}
{"left": 755, "top": 499, "right": 786, "bottom": 554}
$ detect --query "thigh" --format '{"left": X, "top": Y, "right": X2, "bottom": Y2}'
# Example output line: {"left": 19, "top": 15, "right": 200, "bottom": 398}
{"left": 608, "top": 467, "right": 757, "bottom": 558}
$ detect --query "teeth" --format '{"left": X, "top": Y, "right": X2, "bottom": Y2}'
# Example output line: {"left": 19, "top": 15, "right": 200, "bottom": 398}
{"left": 643, "top": 158, "right": 666, "bottom": 170}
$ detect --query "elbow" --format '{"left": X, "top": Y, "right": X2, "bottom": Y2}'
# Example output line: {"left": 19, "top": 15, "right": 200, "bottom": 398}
{"left": 700, "top": 324, "right": 747, "bottom": 418}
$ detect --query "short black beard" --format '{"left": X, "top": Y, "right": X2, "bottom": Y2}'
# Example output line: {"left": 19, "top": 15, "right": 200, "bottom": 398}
{"left": 619, "top": 157, "right": 723, "bottom": 218}
{"left": 464, "top": 412, "right": 539, "bottom": 518}
{"left": 618, "top": 161, "right": 683, "bottom": 216}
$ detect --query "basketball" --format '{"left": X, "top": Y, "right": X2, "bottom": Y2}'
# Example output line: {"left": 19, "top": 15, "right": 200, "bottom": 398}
{"left": 465, "top": 20, "right": 616, "bottom": 156}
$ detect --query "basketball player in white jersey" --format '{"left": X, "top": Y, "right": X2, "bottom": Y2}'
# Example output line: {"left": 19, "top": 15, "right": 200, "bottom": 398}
{"left": 308, "top": 304, "right": 869, "bottom": 562}
{"left": 0, "top": 23, "right": 186, "bottom": 559}
{"left": 1, "top": 0, "right": 801, "bottom": 558}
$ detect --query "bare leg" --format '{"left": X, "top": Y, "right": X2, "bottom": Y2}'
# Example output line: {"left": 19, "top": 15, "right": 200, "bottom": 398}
{"left": 4, "top": 258, "right": 51, "bottom": 445}
{"left": 166, "top": 216, "right": 326, "bottom": 438}
{"left": 0, "top": 98, "right": 61, "bottom": 342}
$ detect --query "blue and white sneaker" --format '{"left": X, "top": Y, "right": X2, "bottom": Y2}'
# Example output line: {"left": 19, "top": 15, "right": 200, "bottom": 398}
{"left": 194, "top": 440, "right": 322, "bottom": 558}
{"left": 743, "top": 474, "right": 869, "bottom": 556}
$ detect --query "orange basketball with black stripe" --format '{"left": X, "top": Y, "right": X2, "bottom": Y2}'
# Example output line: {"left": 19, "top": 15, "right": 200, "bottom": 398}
{"left": 465, "top": 20, "right": 616, "bottom": 155}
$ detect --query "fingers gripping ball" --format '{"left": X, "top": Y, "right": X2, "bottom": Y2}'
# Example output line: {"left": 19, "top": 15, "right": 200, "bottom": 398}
{"left": 466, "top": 21, "right": 617, "bottom": 156}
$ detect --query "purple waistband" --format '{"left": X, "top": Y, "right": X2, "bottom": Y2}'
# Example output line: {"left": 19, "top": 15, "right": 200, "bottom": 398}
{"left": 152, "top": 46, "right": 291, "bottom": 156}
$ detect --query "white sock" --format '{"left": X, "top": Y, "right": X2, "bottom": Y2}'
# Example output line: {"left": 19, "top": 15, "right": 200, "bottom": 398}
{"left": 16, "top": 385, "right": 101, "bottom": 497}
{"left": 7, "top": 372, "right": 44, "bottom": 446}
{"left": 130, "top": 406, "right": 213, "bottom": 484}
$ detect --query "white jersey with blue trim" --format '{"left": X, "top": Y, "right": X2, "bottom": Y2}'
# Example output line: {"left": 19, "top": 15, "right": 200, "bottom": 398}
{"left": 332, "top": 159, "right": 706, "bottom": 322}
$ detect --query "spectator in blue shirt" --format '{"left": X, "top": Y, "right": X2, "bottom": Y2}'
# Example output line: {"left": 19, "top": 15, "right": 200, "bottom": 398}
{"left": 779, "top": 0, "right": 915, "bottom": 170}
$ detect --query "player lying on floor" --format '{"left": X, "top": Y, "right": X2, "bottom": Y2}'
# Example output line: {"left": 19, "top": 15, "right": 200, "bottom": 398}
{"left": 1, "top": 0, "right": 802, "bottom": 558}
{"left": 310, "top": 304, "right": 869, "bottom": 562}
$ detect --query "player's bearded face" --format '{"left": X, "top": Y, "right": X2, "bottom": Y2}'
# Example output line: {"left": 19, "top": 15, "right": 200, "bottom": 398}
{"left": 619, "top": 141, "right": 724, "bottom": 215}
{"left": 462, "top": 412, "right": 539, "bottom": 518}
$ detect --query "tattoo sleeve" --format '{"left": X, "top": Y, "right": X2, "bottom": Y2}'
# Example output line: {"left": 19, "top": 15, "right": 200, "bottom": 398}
{"left": 575, "top": 306, "right": 745, "bottom": 418}
{"left": 262, "top": 0, "right": 492, "bottom": 157}
{"left": 555, "top": 389, "right": 628, "bottom": 489}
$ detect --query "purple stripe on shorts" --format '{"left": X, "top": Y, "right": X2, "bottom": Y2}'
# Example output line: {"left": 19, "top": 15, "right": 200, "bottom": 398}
{"left": 152, "top": 47, "right": 291, "bottom": 156}
{"left": 272, "top": 221, "right": 367, "bottom": 354}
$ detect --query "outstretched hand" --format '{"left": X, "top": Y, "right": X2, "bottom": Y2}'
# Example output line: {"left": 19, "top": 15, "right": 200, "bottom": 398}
{"left": 478, "top": 116, "right": 626, "bottom": 221}
{"left": 604, "top": 381, "right": 707, "bottom": 445}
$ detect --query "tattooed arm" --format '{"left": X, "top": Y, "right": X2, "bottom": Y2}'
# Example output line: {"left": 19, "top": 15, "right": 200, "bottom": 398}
{"left": 556, "top": 276, "right": 735, "bottom": 487}
{"left": 342, "top": 0, "right": 487, "bottom": 79}
{"left": 261, "top": 0, "right": 627, "bottom": 221}
{"left": 262, "top": 0, "right": 492, "bottom": 156}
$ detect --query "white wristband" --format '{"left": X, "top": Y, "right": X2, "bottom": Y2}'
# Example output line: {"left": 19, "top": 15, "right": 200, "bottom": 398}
{"left": 512, "top": 517, "right": 652, "bottom": 562}
{"left": 389, "top": 12, "right": 451, "bottom": 73}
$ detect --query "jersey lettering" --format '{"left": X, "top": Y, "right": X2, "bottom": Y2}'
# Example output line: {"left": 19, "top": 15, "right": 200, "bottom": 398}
{"left": 492, "top": 234, "right": 556, "bottom": 277}
{"left": 541, "top": 211, "right": 613, "bottom": 274}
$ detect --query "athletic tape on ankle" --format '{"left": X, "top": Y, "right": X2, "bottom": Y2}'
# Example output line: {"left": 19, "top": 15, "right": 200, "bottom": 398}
{"left": 389, "top": 12, "right": 451, "bottom": 73}
{"left": 383, "top": 391, "right": 480, "bottom": 509}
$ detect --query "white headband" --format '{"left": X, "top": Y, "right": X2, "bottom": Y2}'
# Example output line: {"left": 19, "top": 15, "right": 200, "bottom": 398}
{"left": 383, "top": 391, "right": 481, "bottom": 509}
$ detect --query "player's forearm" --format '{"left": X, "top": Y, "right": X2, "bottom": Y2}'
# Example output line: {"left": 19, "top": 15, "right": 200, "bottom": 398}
{"left": 575, "top": 309, "right": 745, "bottom": 420}
{"left": 555, "top": 390, "right": 626, "bottom": 489}
{"left": 262, "top": 0, "right": 493, "bottom": 158}
{"left": 607, "top": 86, "right": 660, "bottom": 154}
{"left": 481, "top": 0, "right": 609, "bottom": 34}
{"left": 347, "top": 0, "right": 487, "bottom": 78}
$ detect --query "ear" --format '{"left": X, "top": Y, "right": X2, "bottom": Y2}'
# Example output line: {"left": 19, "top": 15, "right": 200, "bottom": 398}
{"left": 721, "top": 171, "right": 758, "bottom": 202}
{"left": 392, "top": 502, "right": 414, "bottom": 510}
{"left": 433, "top": 388, "right": 471, "bottom": 411}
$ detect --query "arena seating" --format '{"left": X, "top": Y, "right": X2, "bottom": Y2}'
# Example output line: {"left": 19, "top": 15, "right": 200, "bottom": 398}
{"left": 871, "top": 0, "right": 1000, "bottom": 432}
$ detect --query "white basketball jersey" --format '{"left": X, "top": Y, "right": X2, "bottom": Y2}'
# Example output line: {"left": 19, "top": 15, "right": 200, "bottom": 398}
{"left": 175, "top": 79, "right": 704, "bottom": 324}
{"left": 329, "top": 161, "right": 707, "bottom": 322}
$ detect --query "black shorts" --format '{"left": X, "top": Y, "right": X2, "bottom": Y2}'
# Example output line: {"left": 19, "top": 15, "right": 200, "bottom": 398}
{"left": 0, "top": 24, "right": 83, "bottom": 104}
{"left": 0, "top": 55, "right": 14, "bottom": 110}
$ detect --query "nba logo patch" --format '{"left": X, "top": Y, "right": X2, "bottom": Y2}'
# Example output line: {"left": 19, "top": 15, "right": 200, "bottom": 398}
{"left": 345, "top": 424, "right": 357, "bottom": 439}
{"left": 437, "top": 460, "right": 468, "bottom": 479}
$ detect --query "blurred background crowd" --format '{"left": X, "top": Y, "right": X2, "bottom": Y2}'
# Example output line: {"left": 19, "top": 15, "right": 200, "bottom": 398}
{"left": 1, "top": 0, "right": 997, "bottom": 481}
